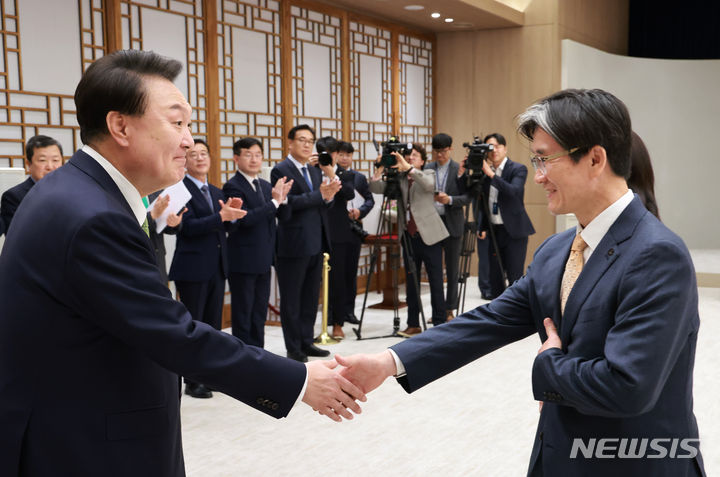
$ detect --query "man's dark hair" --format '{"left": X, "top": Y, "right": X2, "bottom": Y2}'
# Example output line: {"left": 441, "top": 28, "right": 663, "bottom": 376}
{"left": 483, "top": 133, "right": 506, "bottom": 147}
{"left": 517, "top": 88, "right": 632, "bottom": 179}
{"left": 192, "top": 138, "right": 209, "bottom": 155}
{"left": 316, "top": 136, "right": 339, "bottom": 154}
{"left": 287, "top": 124, "right": 316, "bottom": 141}
{"left": 25, "top": 135, "right": 63, "bottom": 163}
{"left": 75, "top": 50, "right": 183, "bottom": 145}
{"left": 338, "top": 141, "right": 355, "bottom": 154}
{"left": 432, "top": 133, "right": 452, "bottom": 150}
{"left": 233, "top": 137, "right": 263, "bottom": 155}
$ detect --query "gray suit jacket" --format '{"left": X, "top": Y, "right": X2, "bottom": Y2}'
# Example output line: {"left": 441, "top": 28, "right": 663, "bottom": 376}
{"left": 370, "top": 168, "right": 449, "bottom": 246}
{"left": 424, "top": 159, "right": 470, "bottom": 237}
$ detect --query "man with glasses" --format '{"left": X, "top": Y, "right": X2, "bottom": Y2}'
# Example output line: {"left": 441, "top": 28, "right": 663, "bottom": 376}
{"left": 271, "top": 125, "right": 342, "bottom": 362}
{"left": 479, "top": 133, "right": 535, "bottom": 298}
{"left": 337, "top": 88, "right": 704, "bottom": 476}
{"left": 426, "top": 133, "right": 470, "bottom": 321}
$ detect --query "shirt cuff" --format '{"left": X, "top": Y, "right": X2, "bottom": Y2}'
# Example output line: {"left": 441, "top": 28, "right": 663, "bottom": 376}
{"left": 271, "top": 198, "right": 280, "bottom": 209}
{"left": 448, "top": 196, "right": 453, "bottom": 205}
{"left": 293, "top": 368, "right": 310, "bottom": 410}
{"left": 388, "top": 349, "right": 406, "bottom": 377}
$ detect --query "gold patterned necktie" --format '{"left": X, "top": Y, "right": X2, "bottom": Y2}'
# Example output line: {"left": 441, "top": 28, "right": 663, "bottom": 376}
{"left": 141, "top": 218, "right": 150, "bottom": 238}
{"left": 560, "top": 234, "right": 588, "bottom": 315}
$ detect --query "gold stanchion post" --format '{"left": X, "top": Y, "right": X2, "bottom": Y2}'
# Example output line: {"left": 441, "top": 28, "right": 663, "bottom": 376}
{"left": 315, "top": 252, "right": 339, "bottom": 344}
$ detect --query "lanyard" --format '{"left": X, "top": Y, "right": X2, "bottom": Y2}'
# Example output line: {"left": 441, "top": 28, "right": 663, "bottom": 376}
{"left": 435, "top": 164, "right": 449, "bottom": 192}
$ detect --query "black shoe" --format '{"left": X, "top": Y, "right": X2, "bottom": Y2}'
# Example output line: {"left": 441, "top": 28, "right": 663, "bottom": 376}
{"left": 481, "top": 292, "right": 495, "bottom": 300}
{"left": 345, "top": 314, "right": 360, "bottom": 325}
{"left": 302, "top": 344, "right": 331, "bottom": 357}
{"left": 287, "top": 351, "right": 309, "bottom": 363}
{"left": 185, "top": 382, "right": 213, "bottom": 399}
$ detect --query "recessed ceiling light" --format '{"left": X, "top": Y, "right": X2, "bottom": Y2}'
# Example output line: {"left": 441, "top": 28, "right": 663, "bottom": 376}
{"left": 431, "top": 12, "right": 441, "bottom": 18}
{"left": 444, "top": 18, "right": 454, "bottom": 23}
{"left": 404, "top": 5, "right": 425, "bottom": 11}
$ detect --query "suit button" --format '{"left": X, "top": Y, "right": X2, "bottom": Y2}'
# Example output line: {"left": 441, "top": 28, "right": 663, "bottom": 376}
{"left": 217, "top": 244, "right": 221, "bottom": 248}
{"left": 608, "top": 248, "right": 614, "bottom": 256}
{"left": 272, "top": 403, "right": 279, "bottom": 411}
{"left": 257, "top": 398, "right": 264, "bottom": 405}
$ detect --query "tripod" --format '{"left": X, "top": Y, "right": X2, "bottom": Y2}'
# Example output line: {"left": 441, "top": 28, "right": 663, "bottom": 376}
{"left": 456, "top": 175, "right": 507, "bottom": 313}
{"left": 353, "top": 175, "right": 427, "bottom": 340}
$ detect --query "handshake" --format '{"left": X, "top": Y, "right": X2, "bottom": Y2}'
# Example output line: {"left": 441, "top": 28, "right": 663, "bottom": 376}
{"left": 301, "top": 351, "right": 397, "bottom": 422}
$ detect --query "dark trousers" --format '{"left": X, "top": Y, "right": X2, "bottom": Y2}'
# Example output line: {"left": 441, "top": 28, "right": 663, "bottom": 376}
{"left": 344, "top": 237, "right": 362, "bottom": 318}
{"left": 329, "top": 241, "right": 351, "bottom": 326}
{"left": 476, "top": 235, "right": 492, "bottom": 295}
{"left": 439, "top": 233, "right": 462, "bottom": 311}
{"left": 175, "top": 272, "right": 225, "bottom": 331}
{"left": 403, "top": 233, "right": 445, "bottom": 327}
{"left": 228, "top": 271, "right": 270, "bottom": 348}
{"left": 276, "top": 253, "right": 322, "bottom": 355}
{"left": 488, "top": 224, "right": 528, "bottom": 298}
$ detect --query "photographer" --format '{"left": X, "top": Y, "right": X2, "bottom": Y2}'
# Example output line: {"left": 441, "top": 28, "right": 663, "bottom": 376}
{"left": 426, "top": 133, "right": 471, "bottom": 320}
{"left": 369, "top": 144, "right": 449, "bottom": 337}
{"left": 316, "top": 136, "right": 357, "bottom": 339}
{"left": 478, "top": 133, "right": 535, "bottom": 298}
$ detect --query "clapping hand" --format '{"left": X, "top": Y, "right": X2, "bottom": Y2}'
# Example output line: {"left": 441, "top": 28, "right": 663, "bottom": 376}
{"left": 218, "top": 197, "right": 247, "bottom": 221}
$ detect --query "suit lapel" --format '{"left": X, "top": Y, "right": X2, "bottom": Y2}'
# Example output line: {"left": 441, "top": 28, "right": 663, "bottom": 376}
{"left": 283, "top": 157, "right": 312, "bottom": 193}
{"left": 559, "top": 197, "right": 646, "bottom": 343}
{"left": 69, "top": 150, "right": 135, "bottom": 219}
{"left": 185, "top": 177, "right": 214, "bottom": 215}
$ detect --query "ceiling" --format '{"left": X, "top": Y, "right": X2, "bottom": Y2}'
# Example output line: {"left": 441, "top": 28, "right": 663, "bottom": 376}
{"left": 311, "top": 0, "right": 527, "bottom": 34}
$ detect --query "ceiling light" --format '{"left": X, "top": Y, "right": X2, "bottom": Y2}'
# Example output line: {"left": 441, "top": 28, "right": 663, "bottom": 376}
{"left": 431, "top": 12, "right": 441, "bottom": 18}
{"left": 444, "top": 18, "right": 454, "bottom": 23}
{"left": 404, "top": 5, "right": 425, "bottom": 11}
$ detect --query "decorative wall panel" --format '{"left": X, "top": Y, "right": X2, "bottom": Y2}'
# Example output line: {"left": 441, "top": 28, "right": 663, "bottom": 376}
{"left": 217, "top": 0, "right": 282, "bottom": 182}
{"left": 398, "top": 34, "right": 433, "bottom": 151}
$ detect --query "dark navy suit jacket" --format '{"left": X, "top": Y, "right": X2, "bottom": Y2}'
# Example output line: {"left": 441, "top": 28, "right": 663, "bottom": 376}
{"left": 223, "top": 172, "right": 289, "bottom": 274}
{"left": 327, "top": 166, "right": 357, "bottom": 244}
{"left": 0, "top": 176, "right": 34, "bottom": 233}
{"left": 391, "top": 196, "right": 704, "bottom": 476}
{"left": 0, "top": 150, "right": 306, "bottom": 476}
{"left": 270, "top": 157, "right": 331, "bottom": 258}
{"left": 480, "top": 158, "right": 535, "bottom": 239}
{"left": 425, "top": 159, "right": 470, "bottom": 237}
{"left": 168, "top": 176, "right": 228, "bottom": 282}
{"left": 352, "top": 170, "right": 375, "bottom": 220}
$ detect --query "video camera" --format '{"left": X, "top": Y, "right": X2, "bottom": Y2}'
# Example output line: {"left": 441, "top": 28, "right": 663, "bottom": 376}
{"left": 462, "top": 137, "right": 493, "bottom": 185}
{"left": 376, "top": 136, "right": 412, "bottom": 168}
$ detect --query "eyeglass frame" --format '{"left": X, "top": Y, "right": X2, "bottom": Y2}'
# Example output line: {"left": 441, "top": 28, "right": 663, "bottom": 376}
{"left": 530, "top": 146, "right": 581, "bottom": 174}
{"left": 292, "top": 137, "right": 315, "bottom": 146}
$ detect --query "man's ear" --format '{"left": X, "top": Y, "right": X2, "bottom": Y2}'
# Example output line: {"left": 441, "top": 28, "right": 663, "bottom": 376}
{"left": 588, "top": 145, "right": 608, "bottom": 177}
{"left": 106, "top": 111, "right": 130, "bottom": 147}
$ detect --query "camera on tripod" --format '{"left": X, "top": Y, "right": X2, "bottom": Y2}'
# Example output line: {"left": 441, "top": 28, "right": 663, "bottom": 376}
{"left": 462, "top": 136, "right": 494, "bottom": 182}
{"left": 378, "top": 136, "right": 412, "bottom": 168}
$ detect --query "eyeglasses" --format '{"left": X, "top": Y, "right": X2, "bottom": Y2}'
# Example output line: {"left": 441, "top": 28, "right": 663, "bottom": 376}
{"left": 294, "top": 137, "right": 315, "bottom": 146}
{"left": 530, "top": 147, "right": 580, "bottom": 175}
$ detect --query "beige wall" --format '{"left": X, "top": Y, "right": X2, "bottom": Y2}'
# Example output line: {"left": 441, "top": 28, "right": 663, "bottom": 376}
{"left": 436, "top": 0, "right": 628, "bottom": 272}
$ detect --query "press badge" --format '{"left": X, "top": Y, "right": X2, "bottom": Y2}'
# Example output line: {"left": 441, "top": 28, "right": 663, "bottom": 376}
{"left": 492, "top": 202, "right": 498, "bottom": 214}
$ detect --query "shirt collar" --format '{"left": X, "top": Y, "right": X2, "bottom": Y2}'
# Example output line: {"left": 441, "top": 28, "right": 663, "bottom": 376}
{"left": 185, "top": 173, "right": 208, "bottom": 190}
{"left": 238, "top": 169, "right": 257, "bottom": 185}
{"left": 577, "top": 189, "right": 634, "bottom": 258}
{"left": 81, "top": 145, "right": 146, "bottom": 226}
{"left": 496, "top": 156, "right": 508, "bottom": 172}
{"left": 288, "top": 154, "right": 306, "bottom": 171}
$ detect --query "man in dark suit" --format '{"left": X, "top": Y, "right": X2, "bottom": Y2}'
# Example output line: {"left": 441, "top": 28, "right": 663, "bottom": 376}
{"left": 0, "top": 50, "right": 364, "bottom": 477}
{"left": 1, "top": 134, "right": 63, "bottom": 233}
{"left": 145, "top": 191, "right": 184, "bottom": 283}
{"left": 271, "top": 125, "right": 342, "bottom": 362}
{"left": 338, "top": 89, "right": 705, "bottom": 477}
{"left": 169, "top": 139, "right": 246, "bottom": 399}
{"left": 223, "top": 137, "right": 292, "bottom": 348}
{"left": 336, "top": 141, "right": 374, "bottom": 328}
{"left": 479, "top": 132, "right": 535, "bottom": 298}
{"left": 426, "top": 133, "right": 471, "bottom": 320}
{"left": 316, "top": 136, "right": 357, "bottom": 340}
